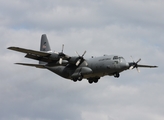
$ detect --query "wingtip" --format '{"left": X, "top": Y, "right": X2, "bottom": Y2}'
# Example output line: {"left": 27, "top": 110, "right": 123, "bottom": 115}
{"left": 15, "top": 63, "right": 22, "bottom": 65}
{"left": 7, "top": 46, "right": 18, "bottom": 50}
{"left": 151, "top": 66, "right": 158, "bottom": 68}
{"left": 7, "top": 46, "right": 13, "bottom": 49}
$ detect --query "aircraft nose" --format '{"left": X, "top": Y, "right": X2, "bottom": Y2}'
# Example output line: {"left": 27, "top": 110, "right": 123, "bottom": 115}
{"left": 126, "top": 62, "right": 129, "bottom": 68}
{"left": 120, "top": 62, "right": 129, "bottom": 69}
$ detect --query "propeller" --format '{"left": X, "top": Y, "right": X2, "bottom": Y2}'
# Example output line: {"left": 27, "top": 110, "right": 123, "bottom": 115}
{"left": 75, "top": 51, "right": 88, "bottom": 66}
{"left": 58, "top": 44, "right": 66, "bottom": 64}
{"left": 129, "top": 56, "right": 141, "bottom": 72}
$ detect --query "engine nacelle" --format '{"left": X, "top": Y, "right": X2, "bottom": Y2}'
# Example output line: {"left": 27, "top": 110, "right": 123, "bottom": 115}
{"left": 68, "top": 56, "right": 79, "bottom": 64}
{"left": 49, "top": 53, "right": 59, "bottom": 60}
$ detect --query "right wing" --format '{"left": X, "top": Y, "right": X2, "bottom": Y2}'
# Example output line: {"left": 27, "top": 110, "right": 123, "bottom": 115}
{"left": 137, "top": 64, "right": 158, "bottom": 68}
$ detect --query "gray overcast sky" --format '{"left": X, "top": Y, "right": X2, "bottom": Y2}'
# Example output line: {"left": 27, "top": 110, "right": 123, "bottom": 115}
{"left": 0, "top": 0, "right": 164, "bottom": 120}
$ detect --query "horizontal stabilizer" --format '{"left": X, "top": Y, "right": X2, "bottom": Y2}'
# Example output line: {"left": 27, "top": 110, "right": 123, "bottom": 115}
{"left": 15, "top": 63, "right": 46, "bottom": 69}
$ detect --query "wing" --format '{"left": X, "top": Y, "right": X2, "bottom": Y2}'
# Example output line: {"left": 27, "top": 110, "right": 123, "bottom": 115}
{"left": 8, "top": 46, "right": 55, "bottom": 63}
{"left": 15, "top": 63, "right": 45, "bottom": 68}
{"left": 137, "top": 64, "right": 158, "bottom": 68}
{"left": 8, "top": 47, "right": 51, "bottom": 57}
{"left": 8, "top": 46, "right": 70, "bottom": 65}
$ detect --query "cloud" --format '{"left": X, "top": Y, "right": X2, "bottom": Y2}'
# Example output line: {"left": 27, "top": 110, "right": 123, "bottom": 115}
{"left": 0, "top": 0, "right": 164, "bottom": 120}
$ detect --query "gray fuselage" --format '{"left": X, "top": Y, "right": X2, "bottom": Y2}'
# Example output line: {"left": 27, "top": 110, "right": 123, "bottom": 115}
{"left": 45, "top": 55, "right": 129, "bottom": 80}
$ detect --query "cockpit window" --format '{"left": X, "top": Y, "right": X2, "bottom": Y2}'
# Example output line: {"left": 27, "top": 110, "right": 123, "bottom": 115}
{"left": 119, "top": 57, "right": 124, "bottom": 62}
{"left": 119, "top": 57, "right": 124, "bottom": 59}
{"left": 113, "top": 56, "right": 125, "bottom": 63}
{"left": 113, "top": 56, "right": 119, "bottom": 60}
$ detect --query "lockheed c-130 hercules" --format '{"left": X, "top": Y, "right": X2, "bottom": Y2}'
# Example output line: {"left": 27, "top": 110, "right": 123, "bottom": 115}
{"left": 8, "top": 34, "right": 157, "bottom": 84}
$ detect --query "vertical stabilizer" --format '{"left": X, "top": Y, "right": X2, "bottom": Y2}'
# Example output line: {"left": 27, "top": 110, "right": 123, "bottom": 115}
{"left": 39, "top": 34, "right": 51, "bottom": 64}
{"left": 40, "top": 34, "right": 51, "bottom": 51}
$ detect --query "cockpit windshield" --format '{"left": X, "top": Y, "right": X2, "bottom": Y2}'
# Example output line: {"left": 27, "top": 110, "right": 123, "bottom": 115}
{"left": 113, "top": 56, "right": 119, "bottom": 60}
{"left": 119, "top": 57, "right": 124, "bottom": 63}
{"left": 113, "top": 56, "right": 125, "bottom": 63}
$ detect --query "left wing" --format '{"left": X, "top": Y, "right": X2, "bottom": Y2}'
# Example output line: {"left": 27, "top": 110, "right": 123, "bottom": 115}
{"left": 8, "top": 47, "right": 51, "bottom": 57}
{"left": 8, "top": 47, "right": 58, "bottom": 63}
{"left": 8, "top": 46, "right": 70, "bottom": 65}
{"left": 15, "top": 63, "right": 46, "bottom": 68}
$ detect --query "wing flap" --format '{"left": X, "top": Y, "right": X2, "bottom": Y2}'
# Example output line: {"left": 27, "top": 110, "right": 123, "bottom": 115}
{"left": 8, "top": 47, "right": 51, "bottom": 57}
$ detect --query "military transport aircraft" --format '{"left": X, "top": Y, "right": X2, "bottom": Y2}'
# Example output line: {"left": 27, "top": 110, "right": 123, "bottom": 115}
{"left": 8, "top": 34, "right": 157, "bottom": 84}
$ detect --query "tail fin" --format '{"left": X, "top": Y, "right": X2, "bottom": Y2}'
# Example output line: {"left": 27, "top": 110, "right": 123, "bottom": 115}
{"left": 40, "top": 34, "right": 51, "bottom": 51}
{"left": 39, "top": 34, "right": 51, "bottom": 64}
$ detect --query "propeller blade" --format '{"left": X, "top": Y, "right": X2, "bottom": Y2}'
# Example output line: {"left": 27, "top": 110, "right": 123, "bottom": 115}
{"left": 75, "top": 51, "right": 80, "bottom": 57}
{"left": 136, "top": 58, "right": 141, "bottom": 64}
{"left": 129, "top": 66, "right": 134, "bottom": 70}
{"left": 59, "top": 58, "right": 63, "bottom": 64}
{"left": 136, "top": 67, "right": 140, "bottom": 73}
{"left": 82, "top": 51, "right": 86, "bottom": 57}
{"left": 61, "top": 44, "right": 64, "bottom": 53}
{"left": 76, "top": 59, "right": 81, "bottom": 66}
